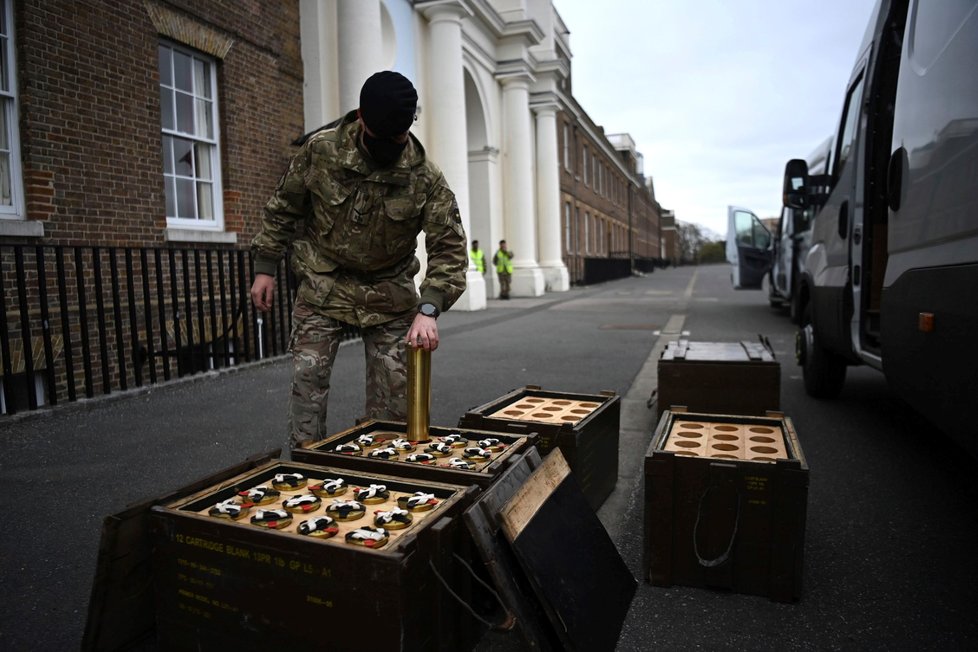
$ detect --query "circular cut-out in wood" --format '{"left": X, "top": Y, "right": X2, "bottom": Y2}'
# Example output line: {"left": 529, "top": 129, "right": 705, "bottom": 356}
{"left": 664, "top": 418, "right": 788, "bottom": 462}
{"left": 487, "top": 396, "right": 603, "bottom": 425}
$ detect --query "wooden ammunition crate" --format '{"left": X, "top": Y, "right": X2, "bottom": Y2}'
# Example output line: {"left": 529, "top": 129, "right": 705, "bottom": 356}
{"left": 150, "top": 460, "right": 483, "bottom": 650}
{"left": 457, "top": 386, "right": 620, "bottom": 510}
{"left": 656, "top": 339, "right": 780, "bottom": 419}
{"left": 643, "top": 409, "right": 808, "bottom": 602}
{"left": 291, "top": 420, "right": 535, "bottom": 489}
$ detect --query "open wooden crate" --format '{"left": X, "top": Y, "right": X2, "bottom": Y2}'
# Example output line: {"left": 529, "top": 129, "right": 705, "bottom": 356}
{"left": 458, "top": 386, "right": 620, "bottom": 510}
{"left": 644, "top": 408, "right": 809, "bottom": 602}
{"left": 149, "top": 460, "right": 483, "bottom": 650}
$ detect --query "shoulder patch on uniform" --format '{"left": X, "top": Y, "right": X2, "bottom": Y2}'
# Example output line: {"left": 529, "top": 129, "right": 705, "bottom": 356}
{"left": 450, "top": 198, "right": 461, "bottom": 222}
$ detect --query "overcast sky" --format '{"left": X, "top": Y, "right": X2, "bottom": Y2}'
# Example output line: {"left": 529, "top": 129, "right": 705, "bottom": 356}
{"left": 552, "top": 0, "right": 878, "bottom": 238}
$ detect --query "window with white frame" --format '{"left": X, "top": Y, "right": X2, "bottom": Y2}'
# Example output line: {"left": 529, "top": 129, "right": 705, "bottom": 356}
{"left": 562, "top": 124, "right": 570, "bottom": 170}
{"left": 0, "top": 0, "right": 23, "bottom": 218}
{"left": 584, "top": 212, "right": 590, "bottom": 253}
{"left": 564, "top": 202, "right": 572, "bottom": 251}
{"left": 582, "top": 145, "right": 589, "bottom": 185}
{"left": 159, "top": 41, "right": 223, "bottom": 227}
{"left": 576, "top": 207, "right": 582, "bottom": 253}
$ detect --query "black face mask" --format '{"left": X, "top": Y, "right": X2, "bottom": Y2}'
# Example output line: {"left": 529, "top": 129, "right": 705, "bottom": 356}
{"left": 363, "top": 132, "right": 407, "bottom": 168}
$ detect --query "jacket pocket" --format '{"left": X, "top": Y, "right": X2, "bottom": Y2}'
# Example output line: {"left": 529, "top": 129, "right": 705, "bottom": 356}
{"left": 381, "top": 194, "right": 423, "bottom": 256}
{"left": 307, "top": 169, "right": 352, "bottom": 237}
{"left": 361, "top": 279, "right": 419, "bottom": 313}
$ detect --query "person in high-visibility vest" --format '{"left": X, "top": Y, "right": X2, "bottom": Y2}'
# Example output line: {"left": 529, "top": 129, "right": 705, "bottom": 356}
{"left": 493, "top": 239, "right": 514, "bottom": 299}
{"left": 470, "top": 240, "right": 486, "bottom": 275}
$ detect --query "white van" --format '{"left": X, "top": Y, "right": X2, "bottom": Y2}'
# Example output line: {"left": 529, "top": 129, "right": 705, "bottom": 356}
{"left": 732, "top": 0, "right": 978, "bottom": 453}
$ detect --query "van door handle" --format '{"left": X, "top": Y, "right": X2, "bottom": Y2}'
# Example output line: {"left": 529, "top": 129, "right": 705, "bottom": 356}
{"left": 838, "top": 201, "right": 849, "bottom": 239}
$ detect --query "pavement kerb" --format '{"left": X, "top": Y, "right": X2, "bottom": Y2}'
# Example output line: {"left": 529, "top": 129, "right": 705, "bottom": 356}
{"left": 597, "top": 314, "right": 686, "bottom": 541}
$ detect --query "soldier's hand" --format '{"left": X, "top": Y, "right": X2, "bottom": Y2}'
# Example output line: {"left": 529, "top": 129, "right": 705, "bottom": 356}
{"left": 406, "top": 314, "right": 439, "bottom": 352}
{"left": 251, "top": 274, "right": 276, "bottom": 312}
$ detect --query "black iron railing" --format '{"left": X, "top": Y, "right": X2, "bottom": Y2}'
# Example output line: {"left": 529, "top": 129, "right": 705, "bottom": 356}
{"left": 0, "top": 244, "right": 359, "bottom": 415}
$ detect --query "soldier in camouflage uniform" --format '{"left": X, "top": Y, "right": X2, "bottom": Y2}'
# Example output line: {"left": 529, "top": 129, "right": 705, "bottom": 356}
{"left": 250, "top": 71, "right": 468, "bottom": 449}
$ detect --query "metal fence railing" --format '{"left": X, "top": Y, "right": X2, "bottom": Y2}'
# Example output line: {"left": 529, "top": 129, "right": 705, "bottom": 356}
{"left": 571, "top": 255, "right": 666, "bottom": 285}
{"left": 0, "top": 244, "right": 359, "bottom": 416}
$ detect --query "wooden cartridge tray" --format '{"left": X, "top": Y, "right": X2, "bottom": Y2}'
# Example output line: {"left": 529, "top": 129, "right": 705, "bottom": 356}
{"left": 486, "top": 396, "right": 603, "bottom": 425}
{"left": 185, "top": 468, "right": 449, "bottom": 549}
{"left": 291, "top": 420, "right": 533, "bottom": 489}
{"left": 662, "top": 418, "right": 788, "bottom": 462}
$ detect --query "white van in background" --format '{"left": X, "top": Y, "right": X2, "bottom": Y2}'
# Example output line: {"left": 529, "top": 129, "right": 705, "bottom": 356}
{"left": 727, "top": 137, "right": 832, "bottom": 323}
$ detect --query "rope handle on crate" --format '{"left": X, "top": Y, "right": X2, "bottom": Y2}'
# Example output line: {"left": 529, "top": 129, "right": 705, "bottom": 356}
{"left": 428, "top": 553, "right": 511, "bottom": 628}
{"left": 693, "top": 485, "right": 742, "bottom": 568}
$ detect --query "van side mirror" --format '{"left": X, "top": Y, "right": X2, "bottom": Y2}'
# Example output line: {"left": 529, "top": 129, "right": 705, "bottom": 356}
{"left": 783, "top": 159, "right": 809, "bottom": 209}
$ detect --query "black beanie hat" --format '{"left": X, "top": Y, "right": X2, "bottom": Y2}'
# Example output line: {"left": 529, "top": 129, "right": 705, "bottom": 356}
{"left": 359, "top": 71, "right": 418, "bottom": 138}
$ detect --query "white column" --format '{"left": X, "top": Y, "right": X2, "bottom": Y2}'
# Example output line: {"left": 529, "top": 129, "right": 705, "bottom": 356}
{"left": 501, "top": 75, "right": 545, "bottom": 297}
{"left": 337, "top": 0, "right": 383, "bottom": 113}
{"left": 423, "top": 1, "right": 485, "bottom": 311}
{"left": 533, "top": 103, "right": 570, "bottom": 291}
{"left": 299, "top": 0, "right": 329, "bottom": 129}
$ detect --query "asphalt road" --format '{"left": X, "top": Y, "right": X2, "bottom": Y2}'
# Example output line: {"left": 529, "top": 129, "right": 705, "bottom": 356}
{"left": 1, "top": 264, "right": 976, "bottom": 650}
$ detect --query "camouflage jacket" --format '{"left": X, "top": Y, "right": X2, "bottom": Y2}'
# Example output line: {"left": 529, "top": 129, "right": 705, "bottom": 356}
{"left": 251, "top": 111, "right": 468, "bottom": 327}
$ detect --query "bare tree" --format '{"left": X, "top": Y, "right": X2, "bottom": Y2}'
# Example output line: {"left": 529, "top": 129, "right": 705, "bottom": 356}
{"left": 676, "top": 221, "right": 706, "bottom": 264}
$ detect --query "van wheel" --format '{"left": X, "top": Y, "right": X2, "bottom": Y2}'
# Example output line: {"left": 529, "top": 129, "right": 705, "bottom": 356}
{"left": 796, "top": 305, "right": 847, "bottom": 398}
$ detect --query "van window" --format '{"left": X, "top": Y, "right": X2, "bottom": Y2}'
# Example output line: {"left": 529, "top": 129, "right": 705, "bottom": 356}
{"left": 833, "top": 74, "right": 866, "bottom": 179}
{"left": 734, "top": 210, "right": 771, "bottom": 249}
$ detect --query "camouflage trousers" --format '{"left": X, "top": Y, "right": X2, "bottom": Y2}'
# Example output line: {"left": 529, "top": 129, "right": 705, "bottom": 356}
{"left": 287, "top": 301, "right": 412, "bottom": 448}
{"left": 497, "top": 272, "right": 512, "bottom": 299}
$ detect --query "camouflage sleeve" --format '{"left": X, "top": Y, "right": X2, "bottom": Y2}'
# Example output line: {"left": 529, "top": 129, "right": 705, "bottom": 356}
{"left": 419, "top": 174, "right": 468, "bottom": 312}
{"left": 250, "top": 143, "right": 313, "bottom": 276}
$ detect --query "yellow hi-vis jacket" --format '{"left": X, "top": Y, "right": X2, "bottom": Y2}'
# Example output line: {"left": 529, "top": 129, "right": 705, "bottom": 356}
{"left": 493, "top": 249, "right": 514, "bottom": 275}
{"left": 470, "top": 248, "right": 485, "bottom": 273}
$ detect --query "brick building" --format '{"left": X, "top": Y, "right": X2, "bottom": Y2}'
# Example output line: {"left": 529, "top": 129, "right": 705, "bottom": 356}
{"left": 0, "top": 0, "right": 303, "bottom": 413}
{"left": 558, "top": 100, "right": 663, "bottom": 285}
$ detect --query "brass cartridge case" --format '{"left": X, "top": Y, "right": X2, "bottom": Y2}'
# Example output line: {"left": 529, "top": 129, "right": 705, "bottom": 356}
{"left": 406, "top": 346, "right": 431, "bottom": 441}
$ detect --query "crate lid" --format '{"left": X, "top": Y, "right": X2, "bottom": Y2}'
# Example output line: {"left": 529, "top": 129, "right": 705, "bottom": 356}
{"left": 661, "top": 338, "right": 777, "bottom": 363}
{"left": 465, "top": 449, "right": 636, "bottom": 650}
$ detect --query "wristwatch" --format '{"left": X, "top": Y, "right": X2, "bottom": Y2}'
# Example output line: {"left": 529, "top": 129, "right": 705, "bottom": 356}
{"left": 418, "top": 302, "right": 440, "bottom": 319}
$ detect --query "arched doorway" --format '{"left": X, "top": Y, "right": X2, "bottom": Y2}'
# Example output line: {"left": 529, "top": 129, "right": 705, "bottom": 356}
{"left": 464, "top": 69, "right": 499, "bottom": 298}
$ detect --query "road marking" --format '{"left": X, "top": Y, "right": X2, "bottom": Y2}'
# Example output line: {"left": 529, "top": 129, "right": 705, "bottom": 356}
{"left": 683, "top": 267, "right": 699, "bottom": 299}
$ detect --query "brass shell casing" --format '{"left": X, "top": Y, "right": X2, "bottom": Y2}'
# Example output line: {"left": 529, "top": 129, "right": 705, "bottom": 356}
{"left": 406, "top": 346, "right": 431, "bottom": 442}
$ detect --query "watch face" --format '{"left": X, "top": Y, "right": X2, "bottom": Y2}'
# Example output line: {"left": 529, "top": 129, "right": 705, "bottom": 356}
{"left": 420, "top": 303, "right": 438, "bottom": 317}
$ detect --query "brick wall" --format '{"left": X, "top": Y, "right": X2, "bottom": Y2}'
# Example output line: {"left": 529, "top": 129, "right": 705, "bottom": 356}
{"left": 557, "top": 110, "right": 662, "bottom": 283}
{"left": 13, "top": 0, "right": 303, "bottom": 248}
